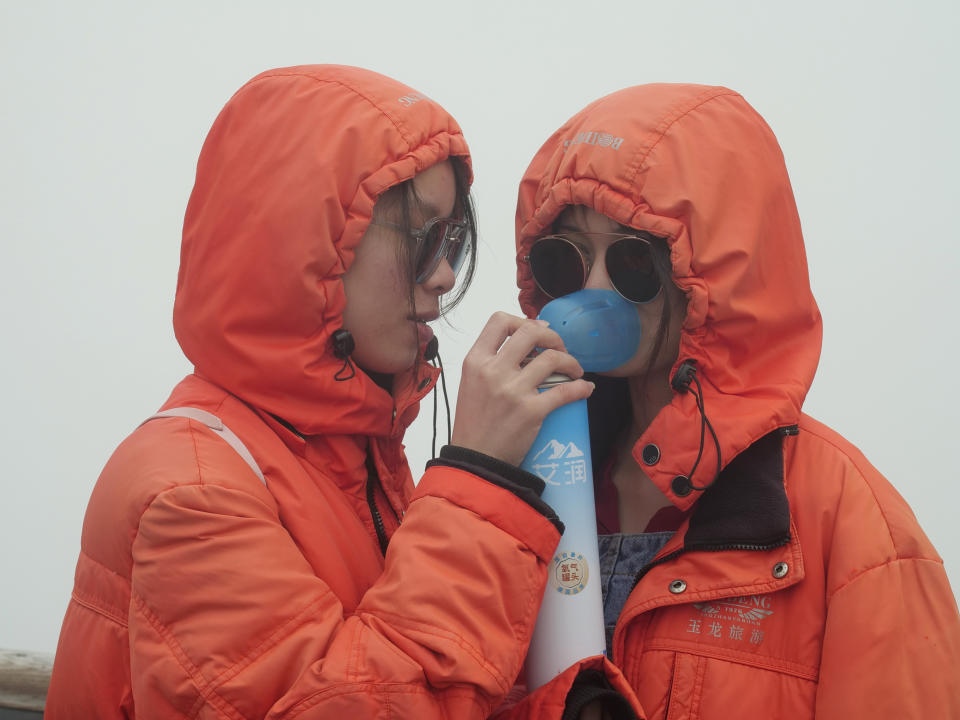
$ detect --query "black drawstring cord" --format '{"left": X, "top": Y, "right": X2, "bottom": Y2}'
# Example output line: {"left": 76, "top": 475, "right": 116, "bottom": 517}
{"left": 425, "top": 337, "right": 451, "bottom": 460}
{"left": 671, "top": 360, "right": 723, "bottom": 492}
{"left": 431, "top": 361, "right": 439, "bottom": 459}
{"left": 436, "top": 350, "right": 452, "bottom": 447}
{"left": 334, "top": 356, "right": 356, "bottom": 382}
{"left": 688, "top": 372, "right": 722, "bottom": 490}
{"left": 332, "top": 329, "right": 356, "bottom": 382}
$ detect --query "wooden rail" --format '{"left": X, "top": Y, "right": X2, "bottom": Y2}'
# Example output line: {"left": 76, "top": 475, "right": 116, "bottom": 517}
{"left": 0, "top": 649, "right": 51, "bottom": 716}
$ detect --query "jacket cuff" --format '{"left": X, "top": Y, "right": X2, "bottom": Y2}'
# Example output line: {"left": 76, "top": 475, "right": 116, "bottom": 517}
{"left": 561, "top": 670, "right": 638, "bottom": 720}
{"left": 412, "top": 466, "right": 561, "bottom": 563}
{"left": 428, "top": 445, "right": 563, "bottom": 533}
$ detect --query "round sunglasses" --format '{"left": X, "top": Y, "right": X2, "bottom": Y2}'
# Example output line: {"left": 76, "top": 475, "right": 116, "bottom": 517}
{"left": 525, "top": 233, "right": 663, "bottom": 303}
{"left": 374, "top": 216, "right": 473, "bottom": 283}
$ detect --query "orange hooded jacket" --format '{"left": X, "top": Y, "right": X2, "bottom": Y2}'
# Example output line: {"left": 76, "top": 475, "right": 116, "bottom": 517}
{"left": 45, "top": 66, "right": 561, "bottom": 719}
{"left": 497, "top": 85, "right": 960, "bottom": 719}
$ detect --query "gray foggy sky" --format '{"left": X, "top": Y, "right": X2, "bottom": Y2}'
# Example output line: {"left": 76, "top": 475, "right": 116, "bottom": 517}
{"left": 1, "top": 0, "right": 957, "bottom": 653}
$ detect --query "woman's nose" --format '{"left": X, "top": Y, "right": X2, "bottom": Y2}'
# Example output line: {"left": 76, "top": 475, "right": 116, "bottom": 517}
{"left": 582, "top": 251, "right": 613, "bottom": 292}
{"left": 420, "top": 257, "right": 456, "bottom": 295}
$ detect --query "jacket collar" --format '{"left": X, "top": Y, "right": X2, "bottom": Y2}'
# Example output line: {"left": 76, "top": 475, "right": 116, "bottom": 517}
{"left": 682, "top": 428, "right": 793, "bottom": 550}
{"left": 256, "top": 360, "right": 440, "bottom": 508}
{"left": 629, "top": 427, "right": 795, "bottom": 592}
{"left": 613, "top": 429, "right": 803, "bottom": 661}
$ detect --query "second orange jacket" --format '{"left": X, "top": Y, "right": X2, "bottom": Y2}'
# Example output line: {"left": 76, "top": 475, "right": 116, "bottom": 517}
{"left": 499, "top": 84, "right": 960, "bottom": 719}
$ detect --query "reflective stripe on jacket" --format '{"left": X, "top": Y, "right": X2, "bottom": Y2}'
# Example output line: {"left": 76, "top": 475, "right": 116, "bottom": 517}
{"left": 499, "top": 84, "right": 960, "bottom": 719}
{"left": 46, "top": 66, "right": 561, "bottom": 719}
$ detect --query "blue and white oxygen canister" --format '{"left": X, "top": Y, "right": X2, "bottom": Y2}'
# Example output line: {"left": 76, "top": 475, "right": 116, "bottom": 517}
{"left": 521, "top": 289, "right": 642, "bottom": 690}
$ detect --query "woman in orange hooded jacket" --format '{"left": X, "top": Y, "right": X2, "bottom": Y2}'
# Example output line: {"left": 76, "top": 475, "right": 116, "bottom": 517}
{"left": 45, "top": 65, "right": 594, "bottom": 718}
{"left": 497, "top": 84, "right": 960, "bottom": 719}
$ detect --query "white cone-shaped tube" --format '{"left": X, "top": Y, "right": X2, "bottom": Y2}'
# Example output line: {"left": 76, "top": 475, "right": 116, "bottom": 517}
{"left": 521, "top": 392, "right": 605, "bottom": 690}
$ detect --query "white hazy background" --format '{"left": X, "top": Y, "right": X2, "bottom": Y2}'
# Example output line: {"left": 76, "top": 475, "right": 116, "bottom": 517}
{"left": 2, "top": 1, "right": 958, "bottom": 654}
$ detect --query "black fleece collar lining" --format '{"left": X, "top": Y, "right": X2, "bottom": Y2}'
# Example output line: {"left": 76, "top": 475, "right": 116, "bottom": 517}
{"left": 684, "top": 429, "right": 792, "bottom": 549}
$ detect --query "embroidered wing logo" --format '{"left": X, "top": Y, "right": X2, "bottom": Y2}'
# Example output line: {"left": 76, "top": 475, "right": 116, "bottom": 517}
{"left": 693, "top": 602, "right": 720, "bottom": 616}
{"left": 739, "top": 607, "right": 774, "bottom": 622}
{"left": 692, "top": 596, "right": 774, "bottom": 625}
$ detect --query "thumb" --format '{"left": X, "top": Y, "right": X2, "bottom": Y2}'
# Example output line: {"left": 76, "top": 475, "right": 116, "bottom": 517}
{"left": 537, "top": 378, "right": 595, "bottom": 416}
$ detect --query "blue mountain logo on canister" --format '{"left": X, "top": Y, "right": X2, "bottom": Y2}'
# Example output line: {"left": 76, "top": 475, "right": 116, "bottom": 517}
{"left": 529, "top": 438, "right": 588, "bottom": 487}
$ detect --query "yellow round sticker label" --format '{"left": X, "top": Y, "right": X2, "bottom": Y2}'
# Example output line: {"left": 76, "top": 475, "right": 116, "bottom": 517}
{"left": 552, "top": 551, "right": 589, "bottom": 595}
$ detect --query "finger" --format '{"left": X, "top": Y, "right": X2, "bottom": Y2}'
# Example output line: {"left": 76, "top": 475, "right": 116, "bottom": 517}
{"left": 468, "top": 312, "right": 532, "bottom": 359}
{"left": 533, "top": 378, "right": 595, "bottom": 416}
{"left": 519, "top": 348, "right": 585, "bottom": 385}
{"left": 497, "top": 321, "right": 567, "bottom": 367}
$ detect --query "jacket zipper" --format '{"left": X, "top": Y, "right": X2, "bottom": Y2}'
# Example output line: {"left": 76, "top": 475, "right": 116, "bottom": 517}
{"left": 365, "top": 454, "right": 391, "bottom": 556}
{"left": 629, "top": 537, "right": 791, "bottom": 594}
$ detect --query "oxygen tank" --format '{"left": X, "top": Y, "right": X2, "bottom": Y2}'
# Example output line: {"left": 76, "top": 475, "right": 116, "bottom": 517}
{"left": 521, "top": 289, "right": 641, "bottom": 690}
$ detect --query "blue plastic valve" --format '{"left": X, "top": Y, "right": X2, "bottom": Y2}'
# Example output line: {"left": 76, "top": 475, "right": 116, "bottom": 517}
{"left": 536, "top": 289, "right": 641, "bottom": 372}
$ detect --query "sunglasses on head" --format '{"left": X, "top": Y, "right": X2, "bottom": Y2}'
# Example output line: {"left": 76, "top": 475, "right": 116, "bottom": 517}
{"left": 374, "top": 216, "right": 473, "bottom": 283}
{"left": 525, "top": 233, "right": 663, "bottom": 304}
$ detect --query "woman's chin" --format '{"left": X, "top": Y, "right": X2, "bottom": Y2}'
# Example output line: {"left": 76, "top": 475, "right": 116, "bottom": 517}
{"left": 354, "top": 346, "right": 419, "bottom": 379}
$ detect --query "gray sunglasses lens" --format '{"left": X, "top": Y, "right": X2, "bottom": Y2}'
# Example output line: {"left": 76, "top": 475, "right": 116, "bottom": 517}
{"left": 606, "top": 237, "right": 660, "bottom": 302}
{"left": 529, "top": 237, "right": 585, "bottom": 298}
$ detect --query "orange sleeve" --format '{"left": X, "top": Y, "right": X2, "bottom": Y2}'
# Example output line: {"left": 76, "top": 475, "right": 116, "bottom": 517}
{"left": 491, "top": 656, "right": 644, "bottom": 720}
{"left": 128, "top": 466, "right": 560, "bottom": 719}
{"left": 815, "top": 558, "right": 960, "bottom": 718}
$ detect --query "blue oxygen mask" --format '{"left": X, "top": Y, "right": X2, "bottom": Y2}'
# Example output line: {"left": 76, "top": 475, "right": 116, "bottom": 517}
{"left": 537, "top": 288, "right": 642, "bottom": 372}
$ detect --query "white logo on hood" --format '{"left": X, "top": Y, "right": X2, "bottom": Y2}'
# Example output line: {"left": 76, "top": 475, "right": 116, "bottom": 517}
{"left": 398, "top": 93, "right": 426, "bottom": 107}
{"left": 564, "top": 131, "right": 624, "bottom": 151}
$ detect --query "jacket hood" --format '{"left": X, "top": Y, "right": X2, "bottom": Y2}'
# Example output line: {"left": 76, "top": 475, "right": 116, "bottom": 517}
{"left": 516, "top": 84, "right": 822, "bottom": 511}
{"left": 174, "top": 65, "right": 470, "bottom": 437}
